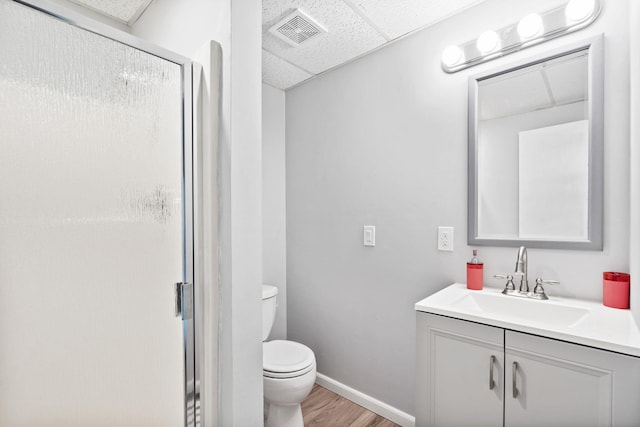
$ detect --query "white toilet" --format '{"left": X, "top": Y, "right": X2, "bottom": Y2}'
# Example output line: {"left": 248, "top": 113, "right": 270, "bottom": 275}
{"left": 262, "top": 285, "right": 316, "bottom": 427}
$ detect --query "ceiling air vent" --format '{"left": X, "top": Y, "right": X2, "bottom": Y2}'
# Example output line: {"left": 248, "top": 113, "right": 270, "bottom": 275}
{"left": 268, "top": 9, "right": 327, "bottom": 47}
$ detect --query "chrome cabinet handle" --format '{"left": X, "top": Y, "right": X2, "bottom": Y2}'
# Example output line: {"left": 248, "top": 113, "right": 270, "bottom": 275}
{"left": 489, "top": 355, "right": 496, "bottom": 390}
{"left": 512, "top": 361, "right": 519, "bottom": 398}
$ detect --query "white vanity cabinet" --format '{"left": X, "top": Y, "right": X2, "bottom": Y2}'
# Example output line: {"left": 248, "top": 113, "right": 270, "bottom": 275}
{"left": 416, "top": 312, "right": 503, "bottom": 426}
{"left": 416, "top": 312, "right": 640, "bottom": 427}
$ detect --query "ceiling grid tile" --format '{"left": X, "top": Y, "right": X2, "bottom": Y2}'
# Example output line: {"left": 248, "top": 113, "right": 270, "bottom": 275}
{"left": 263, "top": 0, "right": 387, "bottom": 75}
{"left": 67, "top": 0, "right": 492, "bottom": 90}
{"left": 263, "top": 49, "right": 314, "bottom": 90}
{"left": 68, "top": 0, "right": 152, "bottom": 25}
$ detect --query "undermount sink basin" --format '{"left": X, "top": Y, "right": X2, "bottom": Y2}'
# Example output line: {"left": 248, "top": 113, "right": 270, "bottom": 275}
{"left": 415, "top": 283, "right": 640, "bottom": 357}
{"left": 451, "top": 291, "right": 590, "bottom": 328}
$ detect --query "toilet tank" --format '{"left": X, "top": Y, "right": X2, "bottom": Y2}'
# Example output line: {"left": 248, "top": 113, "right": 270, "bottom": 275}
{"left": 262, "top": 285, "right": 278, "bottom": 341}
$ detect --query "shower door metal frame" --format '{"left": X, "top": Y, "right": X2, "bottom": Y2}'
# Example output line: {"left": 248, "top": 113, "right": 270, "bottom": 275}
{"left": 9, "top": 1, "right": 199, "bottom": 426}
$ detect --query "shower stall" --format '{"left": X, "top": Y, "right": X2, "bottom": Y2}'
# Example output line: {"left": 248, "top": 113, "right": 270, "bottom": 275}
{"left": 0, "top": 0, "right": 198, "bottom": 425}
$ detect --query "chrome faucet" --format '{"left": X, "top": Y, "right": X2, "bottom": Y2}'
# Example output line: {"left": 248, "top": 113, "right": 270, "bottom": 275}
{"left": 531, "top": 278, "right": 560, "bottom": 300}
{"left": 514, "top": 246, "right": 528, "bottom": 293}
{"left": 494, "top": 246, "right": 560, "bottom": 299}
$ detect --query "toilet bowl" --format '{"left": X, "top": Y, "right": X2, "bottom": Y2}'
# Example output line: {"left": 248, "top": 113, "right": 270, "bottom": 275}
{"left": 263, "top": 285, "right": 317, "bottom": 427}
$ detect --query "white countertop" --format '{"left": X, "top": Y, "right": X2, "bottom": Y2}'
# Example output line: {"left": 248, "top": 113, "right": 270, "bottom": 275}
{"left": 415, "top": 283, "right": 640, "bottom": 358}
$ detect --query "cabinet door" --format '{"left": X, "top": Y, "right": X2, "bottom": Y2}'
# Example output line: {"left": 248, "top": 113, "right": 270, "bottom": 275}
{"left": 416, "top": 313, "right": 504, "bottom": 427}
{"left": 505, "top": 331, "right": 640, "bottom": 427}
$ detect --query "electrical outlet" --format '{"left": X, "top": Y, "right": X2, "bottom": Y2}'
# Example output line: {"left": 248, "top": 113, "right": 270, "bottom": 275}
{"left": 438, "top": 226, "right": 454, "bottom": 251}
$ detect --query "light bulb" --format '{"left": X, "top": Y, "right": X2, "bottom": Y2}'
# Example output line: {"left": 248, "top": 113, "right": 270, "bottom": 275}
{"left": 566, "top": 0, "right": 596, "bottom": 23}
{"left": 442, "top": 45, "right": 465, "bottom": 67}
{"left": 518, "top": 13, "right": 543, "bottom": 40}
{"left": 477, "top": 30, "right": 500, "bottom": 54}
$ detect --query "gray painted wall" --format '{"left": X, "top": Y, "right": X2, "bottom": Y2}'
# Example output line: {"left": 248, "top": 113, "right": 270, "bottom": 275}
{"left": 286, "top": 0, "right": 630, "bottom": 415}
{"left": 263, "top": 83, "right": 287, "bottom": 340}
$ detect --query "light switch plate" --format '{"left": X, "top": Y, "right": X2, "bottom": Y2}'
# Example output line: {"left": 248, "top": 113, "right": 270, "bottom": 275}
{"left": 438, "top": 226, "right": 454, "bottom": 251}
{"left": 364, "top": 225, "right": 375, "bottom": 247}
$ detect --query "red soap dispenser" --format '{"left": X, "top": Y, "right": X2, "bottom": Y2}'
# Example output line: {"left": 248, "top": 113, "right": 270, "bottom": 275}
{"left": 467, "top": 250, "right": 484, "bottom": 290}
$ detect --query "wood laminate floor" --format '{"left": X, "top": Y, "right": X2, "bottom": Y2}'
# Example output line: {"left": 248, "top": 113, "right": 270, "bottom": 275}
{"left": 301, "top": 384, "right": 400, "bottom": 427}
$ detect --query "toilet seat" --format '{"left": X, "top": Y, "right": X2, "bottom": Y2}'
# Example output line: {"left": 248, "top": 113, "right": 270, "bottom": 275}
{"left": 263, "top": 340, "right": 315, "bottom": 379}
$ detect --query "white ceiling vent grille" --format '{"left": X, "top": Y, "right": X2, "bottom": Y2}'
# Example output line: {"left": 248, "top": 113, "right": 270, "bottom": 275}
{"left": 269, "top": 9, "right": 327, "bottom": 47}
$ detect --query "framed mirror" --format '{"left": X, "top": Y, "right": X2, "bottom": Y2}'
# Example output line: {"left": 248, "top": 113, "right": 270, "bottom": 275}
{"left": 468, "top": 35, "right": 603, "bottom": 250}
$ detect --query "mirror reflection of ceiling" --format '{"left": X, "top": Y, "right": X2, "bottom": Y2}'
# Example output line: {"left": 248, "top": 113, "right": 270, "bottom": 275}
{"left": 65, "top": 0, "right": 489, "bottom": 91}
{"left": 478, "top": 52, "right": 588, "bottom": 121}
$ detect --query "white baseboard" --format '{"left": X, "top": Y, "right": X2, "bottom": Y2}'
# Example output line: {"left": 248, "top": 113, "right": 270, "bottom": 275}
{"left": 315, "top": 373, "right": 415, "bottom": 427}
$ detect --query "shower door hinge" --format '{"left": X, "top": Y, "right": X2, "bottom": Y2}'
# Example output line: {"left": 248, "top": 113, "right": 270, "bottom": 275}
{"left": 174, "top": 281, "right": 193, "bottom": 320}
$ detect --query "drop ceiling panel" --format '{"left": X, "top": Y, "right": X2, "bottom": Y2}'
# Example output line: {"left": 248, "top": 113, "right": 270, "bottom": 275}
{"left": 68, "top": 0, "right": 496, "bottom": 90}
{"left": 347, "top": 0, "right": 486, "bottom": 39}
{"left": 263, "top": 0, "right": 387, "bottom": 75}
{"left": 263, "top": 49, "right": 313, "bottom": 90}
{"left": 67, "top": 0, "right": 152, "bottom": 25}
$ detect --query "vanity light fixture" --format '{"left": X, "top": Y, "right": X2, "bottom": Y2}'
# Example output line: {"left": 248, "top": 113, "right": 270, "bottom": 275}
{"left": 517, "top": 13, "right": 543, "bottom": 40}
{"left": 441, "top": 0, "right": 600, "bottom": 73}
{"left": 566, "top": 0, "right": 596, "bottom": 23}
{"left": 476, "top": 30, "right": 500, "bottom": 54}
{"left": 441, "top": 45, "right": 465, "bottom": 68}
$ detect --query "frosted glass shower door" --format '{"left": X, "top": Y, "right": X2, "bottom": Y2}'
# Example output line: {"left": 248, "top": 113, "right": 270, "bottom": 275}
{"left": 0, "top": 1, "right": 192, "bottom": 426}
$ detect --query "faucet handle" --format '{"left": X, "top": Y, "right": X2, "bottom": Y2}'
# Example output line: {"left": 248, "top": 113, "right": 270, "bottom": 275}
{"left": 531, "top": 278, "right": 559, "bottom": 300}
{"left": 494, "top": 274, "right": 517, "bottom": 294}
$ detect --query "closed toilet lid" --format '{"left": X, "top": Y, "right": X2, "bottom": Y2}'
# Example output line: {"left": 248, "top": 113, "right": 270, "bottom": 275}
{"left": 263, "top": 340, "right": 315, "bottom": 377}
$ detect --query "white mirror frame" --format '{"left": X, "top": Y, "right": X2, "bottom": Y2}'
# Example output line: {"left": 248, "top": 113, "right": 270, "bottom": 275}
{"left": 468, "top": 35, "right": 604, "bottom": 250}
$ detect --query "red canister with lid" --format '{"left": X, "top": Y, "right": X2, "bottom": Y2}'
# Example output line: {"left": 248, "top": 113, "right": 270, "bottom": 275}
{"left": 602, "top": 272, "right": 630, "bottom": 309}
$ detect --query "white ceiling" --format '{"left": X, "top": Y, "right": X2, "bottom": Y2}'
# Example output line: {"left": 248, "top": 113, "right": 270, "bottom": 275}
{"left": 68, "top": 0, "right": 153, "bottom": 25}
{"left": 263, "top": 0, "right": 487, "bottom": 90}
{"left": 67, "top": 0, "right": 488, "bottom": 90}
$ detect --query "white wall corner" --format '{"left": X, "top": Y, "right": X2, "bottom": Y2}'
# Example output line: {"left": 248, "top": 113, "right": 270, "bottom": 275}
{"left": 193, "top": 40, "right": 222, "bottom": 427}
{"left": 629, "top": 1, "right": 640, "bottom": 327}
